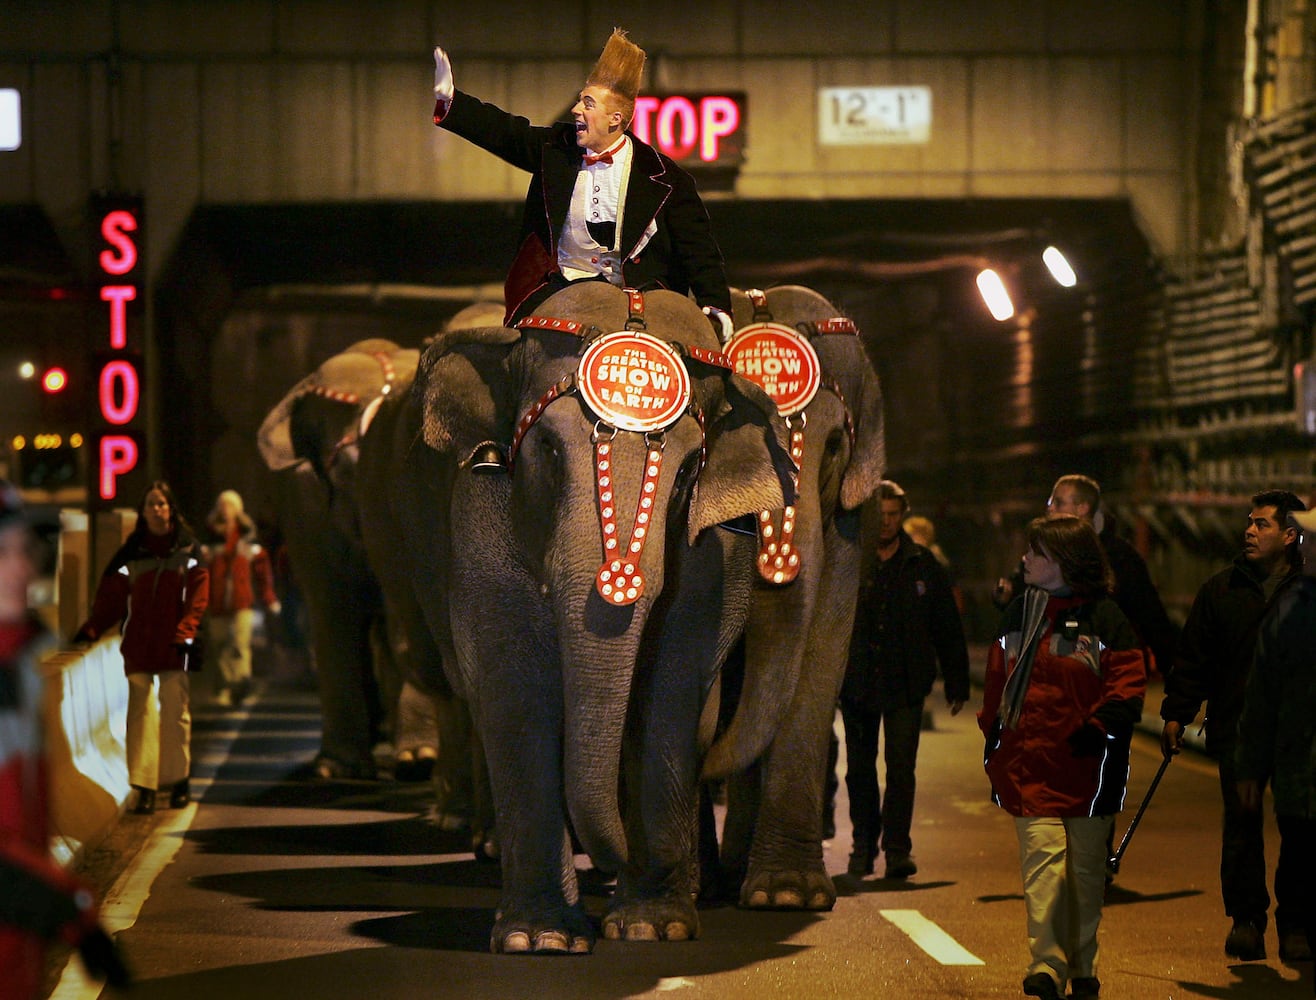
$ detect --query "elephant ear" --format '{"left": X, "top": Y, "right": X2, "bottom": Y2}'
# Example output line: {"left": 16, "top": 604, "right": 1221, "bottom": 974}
{"left": 687, "top": 372, "right": 794, "bottom": 543}
{"left": 414, "top": 325, "right": 521, "bottom": 457}
{"left": 258, "top": 338, "right": 407, "bottom": 471}
{"left": 838, "top": 346, "right": 887, "bottom": 511}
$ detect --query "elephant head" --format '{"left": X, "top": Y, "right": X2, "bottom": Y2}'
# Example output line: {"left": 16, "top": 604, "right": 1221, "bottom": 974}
{"left": 408, "top": 282, "right": 795, "bottom": 871}
{"left": 703, "top": 284, "right": 886, "bottom": 779}
{"left": 258, "top": 338, "right": 419, "bottom": 541}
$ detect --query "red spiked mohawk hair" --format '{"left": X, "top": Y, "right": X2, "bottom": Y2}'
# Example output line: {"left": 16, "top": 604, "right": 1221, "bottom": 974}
{"left": 585, "top": 28, "right": 645, "bottom": 126}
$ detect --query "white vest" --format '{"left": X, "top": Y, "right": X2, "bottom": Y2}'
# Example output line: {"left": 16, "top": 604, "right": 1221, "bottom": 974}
{"left": 558, "top": 138, "right": 632, "bottom": 285}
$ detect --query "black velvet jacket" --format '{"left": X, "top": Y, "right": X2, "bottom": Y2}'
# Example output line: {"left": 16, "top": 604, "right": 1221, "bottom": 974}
{"left": 438, "top": 89, "right": 731, "bottom": 322}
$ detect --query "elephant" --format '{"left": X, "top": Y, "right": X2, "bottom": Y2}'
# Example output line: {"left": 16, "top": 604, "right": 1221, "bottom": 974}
{"left": 354, "top": 281, "right": 799, "bottom": 954}
{"left": 257, "top": 338, "right": 475, "bottom": 816}
{"left": 704, "top": 285, "right": 886, "bottom": 912}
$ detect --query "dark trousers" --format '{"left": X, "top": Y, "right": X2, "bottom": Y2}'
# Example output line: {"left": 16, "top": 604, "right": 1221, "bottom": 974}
{"left": 1275, "top": 815, "right": 1315, "bottom": 963}
{"left": 840, "top": 696, "right": 923, "bottom": 857}
{"left": 1218, "top": 746, "right": 1272, "bottom": 926}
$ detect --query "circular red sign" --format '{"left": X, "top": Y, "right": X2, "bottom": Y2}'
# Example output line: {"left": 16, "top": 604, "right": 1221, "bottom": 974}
{"left": 726, "top": 323, "right": 822, "bottom": 417}
{"left": 578, "top": 331, "right": 692, "bottom": 433}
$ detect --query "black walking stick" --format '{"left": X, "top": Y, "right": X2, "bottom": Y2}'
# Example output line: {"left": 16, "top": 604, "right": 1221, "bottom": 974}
{"left": 1106, "top": 753, "right": 1172, "bottom": 876}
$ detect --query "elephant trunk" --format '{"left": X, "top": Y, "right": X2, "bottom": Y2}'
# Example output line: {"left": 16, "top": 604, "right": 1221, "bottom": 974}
{"left": 701, "top": 515, "right": 823, "bottom": 780}
{"left": 560, "top": 631, "right": 635, "bottom": 874}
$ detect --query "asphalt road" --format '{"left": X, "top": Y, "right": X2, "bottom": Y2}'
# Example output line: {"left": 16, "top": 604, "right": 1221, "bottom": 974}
{"left": 44, "top": 677, "right": 1313, "bottom": 1000}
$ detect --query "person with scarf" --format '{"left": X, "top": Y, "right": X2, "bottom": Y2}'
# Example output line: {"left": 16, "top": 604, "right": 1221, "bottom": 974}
{"left": 979, "top": 514, "right": 1147, "bottom": 1000}
{"left": 1, "top": 479, "right": 129, "bottom": 994}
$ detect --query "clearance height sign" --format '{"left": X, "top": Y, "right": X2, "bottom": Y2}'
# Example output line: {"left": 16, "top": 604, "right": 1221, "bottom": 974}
{"left": 89, "top": 194, "right": 148, "bottom": 508}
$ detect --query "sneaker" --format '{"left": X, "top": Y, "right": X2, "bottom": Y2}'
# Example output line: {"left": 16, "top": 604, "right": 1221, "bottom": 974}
{"left": 1224, "top": 920, "right": 1267, "bottom": 961}
{"left": 1021, "top": 972, "right": 1061, "bottom": 1000}
{"left": 1278, "top": 929, "right": 1312, "bottom": 962}
{"left": 884, "top": 851, "right": 918, "bottom": 880}
{"left": 1070, "top": 976, "right": 1101, "bottom": 998}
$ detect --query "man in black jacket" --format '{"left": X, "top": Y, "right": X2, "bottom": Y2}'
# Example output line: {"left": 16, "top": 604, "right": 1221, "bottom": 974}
{"left": 431, "top": 29, "right": 731, "bottom": 328}
{"left": 840, "top": 481, "right": 970, "bottom": 880}
{"left": 1160, "top": 488, "right": 1310, "bottom": 964}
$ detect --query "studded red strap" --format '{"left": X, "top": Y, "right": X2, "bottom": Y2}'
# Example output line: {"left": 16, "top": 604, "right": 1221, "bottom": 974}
{"left": 684, "top": 344, "right": 733, "bottom": 370}
{"left": 812, "top": 317, "right": 858, "bottom": 335}
{"left": 516, "top": 315, "right": 586, "bottom": 335}
{"left": 509, "top": 375, "right": 574, "bottom": 464}
{"left": 625, "top": 288, "right": 646, "bottom": 329}
{"left": 594, "top": 433, "right": 664, "bottom": 605}
{"left": 757, "top": 424, "right": 805, "bottom": 583}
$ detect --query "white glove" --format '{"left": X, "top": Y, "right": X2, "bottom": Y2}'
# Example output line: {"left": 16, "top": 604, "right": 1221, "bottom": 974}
{"left": 433, "top": 45, "right": 454, "bottom": 105}
{"left": 702, "top": 305, "right": 735, "bottom": 346}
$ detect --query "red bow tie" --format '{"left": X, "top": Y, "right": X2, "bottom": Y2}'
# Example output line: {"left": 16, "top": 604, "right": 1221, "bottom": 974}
{"left": 584, "top": 139, "right": 626, "bottom": 166}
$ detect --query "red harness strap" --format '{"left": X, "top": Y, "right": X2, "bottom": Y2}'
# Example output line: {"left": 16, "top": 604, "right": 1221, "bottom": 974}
{"left": 740, "top": 290, "right": 862, "bottom": 584}
{"left": 509, "top": 291, "right": 731, "bottom": 605}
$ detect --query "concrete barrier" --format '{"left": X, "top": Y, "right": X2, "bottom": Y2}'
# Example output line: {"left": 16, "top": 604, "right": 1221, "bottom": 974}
{"left": 41, "top": 638, "right": 129, "bottom": 868}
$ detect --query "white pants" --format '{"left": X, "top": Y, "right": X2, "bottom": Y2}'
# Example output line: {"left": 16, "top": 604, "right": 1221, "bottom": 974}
{"left": 209, "top": 609, "right": 254, "bottom": 690}
{"left": 126, "top": 671, "right": 191, "bottom": 790}
{"left": 1014, "top": 814, "right": 1114, "bottom": 985}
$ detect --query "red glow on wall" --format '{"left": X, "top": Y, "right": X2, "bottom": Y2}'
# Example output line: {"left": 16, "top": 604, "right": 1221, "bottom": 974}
{"left": 98, "top": 436, "right": 137, "bottom": 501}
{"left": 91, "top": 197, "right": 145, "bottom": 505}
{"left": 100, "top": 286, "right": 137, "bottom": 349}
{"left": 98, "top": 359, "right": 139, "bottom": 425}
{"left": 631, "top": 93, "right": 746, "bottom": 167}
{"left": 98, "top": 211, "right": 139, "bottom": 275}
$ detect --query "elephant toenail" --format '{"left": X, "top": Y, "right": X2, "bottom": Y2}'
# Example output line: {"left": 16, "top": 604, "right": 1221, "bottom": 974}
{"left": 533, "top": 931, "right": 569, "bottom": 952}
{"left": 625, "top": 923, "right": 660, "bottom": 941}
{"left": 664, "top": 922, "right": 691, "bottom": 941}
{"left": 500, "top": 931, "right": 531, "bottom": 953}
{"left": 602, "top": 922, "right": 623, "bottom": 940}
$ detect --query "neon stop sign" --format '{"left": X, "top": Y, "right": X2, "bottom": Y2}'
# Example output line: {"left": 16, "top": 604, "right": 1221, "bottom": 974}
{"left": 90, "top": 196, "right": 145, "bottom": 505}
{"left": 631, "top": 92, "right": 746, "bottom": 169}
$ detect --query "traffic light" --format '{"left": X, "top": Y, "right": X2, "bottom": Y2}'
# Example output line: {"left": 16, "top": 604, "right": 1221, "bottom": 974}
{"left": 41, "top": 366, "right": 68, "bottom": 394}
{"left": 35, "top": 363, "right": 84, "bottom": 426}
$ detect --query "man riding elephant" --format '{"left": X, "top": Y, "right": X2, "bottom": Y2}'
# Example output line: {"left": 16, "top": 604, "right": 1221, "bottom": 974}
{"left": 432, "top": 27, "right": 733, "bottom": 336}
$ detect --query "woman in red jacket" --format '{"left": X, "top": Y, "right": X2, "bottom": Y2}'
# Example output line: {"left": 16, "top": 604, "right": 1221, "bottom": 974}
{"left": 202, "top": 490, "right": 279, "bottom": 707}
{"left": 75, "top": 481, "right": 209, "bottom": 815}
{"left": 979, "top": 515, "right": 1147, "bottom": 1000}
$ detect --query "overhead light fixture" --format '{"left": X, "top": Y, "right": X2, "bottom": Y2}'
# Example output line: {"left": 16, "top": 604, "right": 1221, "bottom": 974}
{"left": 1042, "top": 245, "right": 1077, "bottom": 287}
{"left": 976, "top": 268, "right": 1014, "bottom": 321}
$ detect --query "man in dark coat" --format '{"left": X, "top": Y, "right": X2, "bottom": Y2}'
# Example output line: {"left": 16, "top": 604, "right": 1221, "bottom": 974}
{"left": 994, "top": 475, "right": 1180, "bottom": 679}
{"left": 1236, "top": 505, "right": 1316, "bottom": 973}
{"left": 1161, "top": 488, "right": 1310, "bottom": 963}
{"left": 1044, "top": 474, "right": 1180, "bottom": 678}
{"left": 431, "top": 29, "right": 731, "bottom": 328}
{"left": 840, "top": 480, "right": 970, "bottom": 880}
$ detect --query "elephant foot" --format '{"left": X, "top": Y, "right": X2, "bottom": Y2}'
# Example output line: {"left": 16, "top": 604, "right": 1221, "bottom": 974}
{"left": 310, "top": 754, "right": 377, "bottom": 781}
{"left": 602, "top": 894, "right": 700, "bottom": 942}
{"left": 393, "top": 745, "right": 437, "bottom": 782}
{"left": 739, "top": 864, "right": 837, "bottom": 911}
{"left": 490, "top": 903, "right": 594, "bottom": 955}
